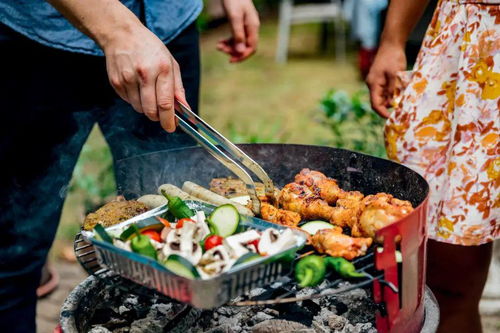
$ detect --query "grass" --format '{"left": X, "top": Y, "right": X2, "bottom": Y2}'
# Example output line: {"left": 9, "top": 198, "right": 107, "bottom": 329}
{"left": 52, "top": 19, "right": 365, "bottom": 253}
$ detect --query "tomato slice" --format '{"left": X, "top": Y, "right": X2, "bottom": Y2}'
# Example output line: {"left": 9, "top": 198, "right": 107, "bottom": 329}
{"left": 204, "top": 235, "right": 224, "bottom": 251}
{"left": 156, "top": 217, "right": 171, "bottom": 228}
{"left": 140, "top": 230, "right": 161, "bottom": 242}
{"left": 176, "top": 218, "right": 196, "bottom": 229}
{"left": 248, "top": 239, "right": 259, "bottom": 253}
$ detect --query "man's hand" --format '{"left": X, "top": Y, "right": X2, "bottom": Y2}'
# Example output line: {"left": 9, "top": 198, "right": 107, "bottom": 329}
{"left": 366, "top": 44, "right": 407, "bottom": 118}
{"left": 218, "top": 0, "right": 260, "bottom": 62}
{"left": 103, "top": 26, "right": 186, "bottom": 132}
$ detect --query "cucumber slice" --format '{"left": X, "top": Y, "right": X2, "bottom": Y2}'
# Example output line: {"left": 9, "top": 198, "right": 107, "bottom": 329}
{"left": 94, "top": 224, "right": 114, "bottom": 244}
{"left": 163, "top": 254, "right": 200, "bottom": 279}
{"left": 300, "top": 221, "right": 336, "bottom": 235}
{"left": 234, "top": 252, "right": 261, "bottom": 266}
{"left": 208, "top": 204, "right": 240, "bottom": 237}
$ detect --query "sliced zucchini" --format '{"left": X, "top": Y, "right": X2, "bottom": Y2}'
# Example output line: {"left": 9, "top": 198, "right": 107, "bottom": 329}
{"left": 234, "top": 252, "right": 261, "bottom": 266}
{"left": 94, "top": 224, "right": 114, "bottom": 244}
{"left": 300, "top": 221, "right": 336, "bottom": 235}
{"left": 208, "top": 204, "right": 240, "bottom": 237}
{"left": 163, "top": 254, "right": 200, "bottom": 279}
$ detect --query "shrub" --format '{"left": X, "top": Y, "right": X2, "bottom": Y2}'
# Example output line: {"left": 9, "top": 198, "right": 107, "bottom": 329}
{"left": 318, "top": 89, "right": 386, "bottom": 157}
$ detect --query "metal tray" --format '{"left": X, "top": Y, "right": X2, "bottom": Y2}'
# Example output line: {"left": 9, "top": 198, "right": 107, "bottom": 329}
{"left": 81, "top": 201, "right": 307, "bottom": 309}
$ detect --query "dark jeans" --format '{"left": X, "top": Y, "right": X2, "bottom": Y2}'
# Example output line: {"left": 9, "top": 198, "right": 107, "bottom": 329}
{"left": 0, "top": 24, "right": 200, "bottom": 332}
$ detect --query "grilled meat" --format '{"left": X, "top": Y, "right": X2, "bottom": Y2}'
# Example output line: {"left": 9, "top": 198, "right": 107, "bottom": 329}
{"left": 310, "top": 228, "right": 373, "bottom": 260}
{"left": 278, "top": 183, "right": 359, "bottom": 227}
{"left": 352, "top": 193, "right": 414, "bottom": 239}
{"left": 209, "top": 177, "right": 281, "bottom": 200}
{"left": 83, "top": 197, "right": 149, "bottom": 230}
{"left": 260, "top": 202, "right": 301, "bottom": 227}
{"left": 294, "top": 168, "right": 345, "bottom": 204}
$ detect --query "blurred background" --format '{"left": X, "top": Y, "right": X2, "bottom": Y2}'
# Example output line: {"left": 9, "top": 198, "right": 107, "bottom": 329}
{"left": 38, "top": 1, "right": 499, "bottom": 332}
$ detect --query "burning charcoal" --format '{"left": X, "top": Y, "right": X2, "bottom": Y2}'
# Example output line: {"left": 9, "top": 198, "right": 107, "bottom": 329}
{"left": 249, "top": 312, "right": 274, "bottom": 325}
{"left": 88, "top": 326, "right": 112, "bottom": 333}
{"left": 204, "top": 324, "right": 235, "bottom": 333}
{"left": 262, "top": 308, "right": 279, "bottom": 317}
{"left": 251, "top": 320, "right": 312, "bottom": 333}
{"left": 327, "top": 314, "right": 348, "bottom": 331}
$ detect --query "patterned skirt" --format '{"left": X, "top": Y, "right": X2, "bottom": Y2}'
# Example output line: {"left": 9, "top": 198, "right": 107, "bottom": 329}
{"left": 385, "top": 0, "right": 500, "bottom": 245}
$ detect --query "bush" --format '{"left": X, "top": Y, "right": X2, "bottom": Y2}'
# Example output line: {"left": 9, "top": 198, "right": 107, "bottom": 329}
{"left": 318, "top": 89, "right": 386, "bottom": 157}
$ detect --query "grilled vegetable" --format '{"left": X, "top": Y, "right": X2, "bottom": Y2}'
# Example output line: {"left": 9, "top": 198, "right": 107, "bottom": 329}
{"left": 130, "top": 225, "right": 157, "bottom": 260}
{"left": 204, "top": 235, "right": 224, "bottom": 251}
{"left": 259, "top": 229, "right": 297, "bottom": 256}
{"left": 94, "top": 224, "right": 114, "bottom": 244}
{"left": 225, "top": 229, "right": 260, "bottom": 257}
{"left": 156, "top": 217, "right": 171, "bottom": 228}
{"left": 182, "top": 181, "right": 254, "bottom": 216}
{"left": 325, "top": 256, "right": 366, "bottom": 278}
{"left": 295, "top": 255, "right": 326, "bottom": 287}
{"left": 163, "top": 254, "right": 200, "bottom": 279}
{"left": 141, "top": 230, "right": 161, "bottom": 242}
{"left": 208, "top": 204, "right": 240, "bottom": 237}
{"left": 161, "top": 191, "right": 195, "bottom": 219}
{"left": 300, "top": 221, "right": 336, "bottom": 235}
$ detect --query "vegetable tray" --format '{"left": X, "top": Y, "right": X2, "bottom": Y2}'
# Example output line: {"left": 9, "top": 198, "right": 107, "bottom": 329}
{"left": 81, "top": 201, "right": 307, "bottom": 309}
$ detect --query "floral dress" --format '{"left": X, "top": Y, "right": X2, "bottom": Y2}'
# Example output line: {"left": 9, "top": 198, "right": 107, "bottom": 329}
{"left": 385, "top": 0, "right": 499, "bottom": 245}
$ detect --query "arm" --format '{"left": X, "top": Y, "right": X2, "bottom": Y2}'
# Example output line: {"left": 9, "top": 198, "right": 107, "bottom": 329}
{"left": 47, "top": 0, "right": 186, "bottom": 132}
{"left": 366, "top": 0, "right": 429, "bottom": 118}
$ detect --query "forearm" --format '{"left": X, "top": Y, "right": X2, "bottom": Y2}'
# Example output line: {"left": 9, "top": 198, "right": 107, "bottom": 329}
{"left": 46, "top": 0, "right": 143, "bottom": 49}
{"left": 379, "top": 0, "right": 430, "bottom": 48}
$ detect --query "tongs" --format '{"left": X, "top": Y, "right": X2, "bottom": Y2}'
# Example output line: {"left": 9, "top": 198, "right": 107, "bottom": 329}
{"left": 174, "top": 100, "right": 275, "bottom": 215}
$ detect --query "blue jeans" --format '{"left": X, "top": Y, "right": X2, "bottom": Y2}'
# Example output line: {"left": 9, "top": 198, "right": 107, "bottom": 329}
{"left": 0, "top": 23, "right": 199, "bottom": 332}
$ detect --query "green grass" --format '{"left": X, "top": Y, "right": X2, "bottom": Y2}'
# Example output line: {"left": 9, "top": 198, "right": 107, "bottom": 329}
{"left": 53, "top": 20, "right": 366, "bottom": 250}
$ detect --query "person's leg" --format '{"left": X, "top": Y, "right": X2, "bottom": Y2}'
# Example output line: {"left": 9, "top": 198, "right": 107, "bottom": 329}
{"left": 427, "top": 239, "right": 493, "bottom": 333}
{"left": 0, "top": 26, "right": 106, "bottom": 332}
{"left": 99, "top": 23, "right": 200, "bottom": 188}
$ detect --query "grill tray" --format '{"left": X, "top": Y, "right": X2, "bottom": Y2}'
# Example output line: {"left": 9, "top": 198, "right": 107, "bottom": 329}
{"left": 81, "top": 201, "right": 307, "bottom": 309}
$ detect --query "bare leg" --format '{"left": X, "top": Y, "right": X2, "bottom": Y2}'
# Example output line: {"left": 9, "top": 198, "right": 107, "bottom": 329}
{"left": 427, "top": 239, "right": 493, "bottom": 333}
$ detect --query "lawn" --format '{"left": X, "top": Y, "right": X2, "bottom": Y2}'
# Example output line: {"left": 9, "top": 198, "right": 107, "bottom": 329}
{"left": 52, "top": 19, "right": 367, "bottom": 255}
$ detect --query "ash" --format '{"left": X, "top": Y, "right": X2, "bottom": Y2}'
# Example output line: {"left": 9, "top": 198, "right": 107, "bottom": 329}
{"left": 86, "top": 281, "right": 377, "bottom": 333}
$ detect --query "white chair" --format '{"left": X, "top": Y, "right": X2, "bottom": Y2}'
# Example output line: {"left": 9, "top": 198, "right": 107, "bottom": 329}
{"left": 276, "top": 0, "right": 346, "bottom": 63}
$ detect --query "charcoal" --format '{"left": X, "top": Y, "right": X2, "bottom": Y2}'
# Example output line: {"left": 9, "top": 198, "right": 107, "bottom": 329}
{"left": 328, "top": 314, "right": 348, "bottom": 330}
{"left": 251, "top": 319, "right": 311, "bottom": 333}
{"left": 88, "top": 326, "right": 112, "bottom": 333}
{"left": 249, "top": 311, "right": 274, "bottom": 325}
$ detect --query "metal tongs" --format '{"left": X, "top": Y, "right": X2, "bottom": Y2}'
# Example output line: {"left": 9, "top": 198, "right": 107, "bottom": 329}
{"left": 174, "top": 100, "right": 275, "bottom": 215}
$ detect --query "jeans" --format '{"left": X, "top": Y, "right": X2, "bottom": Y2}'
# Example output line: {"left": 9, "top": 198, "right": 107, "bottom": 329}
{"left": 0, "top": 23, "right": 200, "bottom": 332}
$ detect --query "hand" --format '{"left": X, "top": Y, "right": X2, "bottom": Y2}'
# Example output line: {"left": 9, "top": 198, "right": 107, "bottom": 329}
{"left": 103, "top": 25, "right": 187, "bottom": 132}
{"left": 218, "top": 0, "right": 260, "bottom": 63}
{"left": 366, "top": 43, "right": 407, "bottom": 118}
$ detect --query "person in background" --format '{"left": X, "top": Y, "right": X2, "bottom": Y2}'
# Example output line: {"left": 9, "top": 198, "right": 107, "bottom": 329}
{"left": 366, "top": 0, "right": 499, "bottom": 332}
{"left": 0, "top": 0, "right": 260, "bottom": 331}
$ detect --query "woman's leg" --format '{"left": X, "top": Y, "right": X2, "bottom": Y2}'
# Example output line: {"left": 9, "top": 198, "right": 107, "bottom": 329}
{"left": 427, "top": 239, "right": 493, "bottom": 333}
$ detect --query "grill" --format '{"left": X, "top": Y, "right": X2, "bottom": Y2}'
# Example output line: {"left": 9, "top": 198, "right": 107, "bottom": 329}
{"left": 72, "top": 143, "right": 431, "bottom": 333}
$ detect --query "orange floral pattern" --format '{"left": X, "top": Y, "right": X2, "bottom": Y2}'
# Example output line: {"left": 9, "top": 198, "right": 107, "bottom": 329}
{"left": 385, "top": 0, "right": 500, "bottom": 245}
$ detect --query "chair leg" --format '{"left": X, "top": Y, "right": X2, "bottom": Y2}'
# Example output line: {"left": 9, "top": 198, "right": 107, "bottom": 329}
{"left": 334, "top": 17, "right": 346, "bottom": 62}
{"left": 276, "top": 0, "right": 293, "bottom": 64}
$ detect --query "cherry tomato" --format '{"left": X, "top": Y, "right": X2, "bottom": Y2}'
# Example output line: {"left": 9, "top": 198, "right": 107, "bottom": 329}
{"left": 140, "top": 230, "right": 161, "bottom": 242}
{"left": 176, "top": 218, "right": 195, "bottom": 229}
{"left": 204, "top": 235, "right": 224, "bottom": 251}
{"left": 248, "top": 239, "right": 259, "bottom": 253}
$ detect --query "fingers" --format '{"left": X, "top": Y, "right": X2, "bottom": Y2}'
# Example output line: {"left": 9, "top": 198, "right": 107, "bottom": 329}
{"left": 228, "top": 11, "right": 246, "bottom": 54}
{"left": 367, "top": 73, "right": 390, "bottom": 119}
{"left": 156, "top": 61, "right": 176, "bottom": 133}
{"left": 138, "top": 68, "right": 159, "bottom": 122}
{"left": 385, "top": 71, "right": 397, "bottom": 108}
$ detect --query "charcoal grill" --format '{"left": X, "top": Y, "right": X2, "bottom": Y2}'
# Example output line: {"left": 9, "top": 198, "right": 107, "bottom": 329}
{"left": 73, "top": 144, "right": 431, "bottom": 333}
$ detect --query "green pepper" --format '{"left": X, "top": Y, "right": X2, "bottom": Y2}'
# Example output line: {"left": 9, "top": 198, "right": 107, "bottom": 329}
{"left": 161, "top": 191, "right": 195, "bottom": 219}
{"left": 129, "top": 225, "right": 157, "bottom": 260}
{"left": 94, "top": 224, "right": 114, "bottom": 244}
{"left": 295, "top": 255, "right": 326, "bottom": 287}
{"left": 325, "top": 257, "right": 366, "bottom": 279}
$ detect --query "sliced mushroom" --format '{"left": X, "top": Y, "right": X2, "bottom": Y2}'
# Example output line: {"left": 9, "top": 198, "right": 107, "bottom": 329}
{"left": 163, "top": 222, "right": 202, "bottom": 265}
{"left": 198, "top": 245, "right": 234, "bottom": 277}
{"left": 225, "top": 230, "right": 261, "bottom": 258}
{"left": 258, "top": 229, "right": 297, "bottom": 256}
